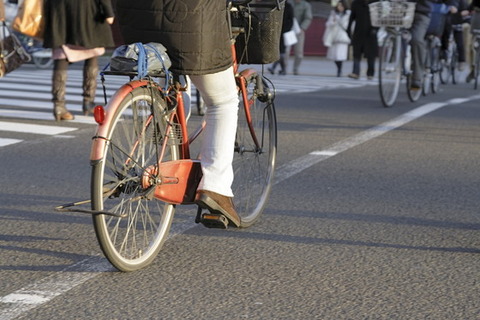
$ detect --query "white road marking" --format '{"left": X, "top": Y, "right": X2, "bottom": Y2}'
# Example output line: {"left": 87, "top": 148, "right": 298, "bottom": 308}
{"left": 0, "top": 138, "right": 22, "bottom": 147}
{"left": 0, "top": 121, "right": 77, "bottom": 135}
{"left": 1, "top": 94, "right": 479, "bottom": 319}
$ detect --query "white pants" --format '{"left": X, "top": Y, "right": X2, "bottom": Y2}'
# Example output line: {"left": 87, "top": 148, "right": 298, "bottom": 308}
{"left": 190, "top": 66, "right": 239, "bottom": 197}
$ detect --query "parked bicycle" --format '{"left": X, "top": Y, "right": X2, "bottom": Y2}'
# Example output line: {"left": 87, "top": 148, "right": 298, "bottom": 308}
{"left": 369, "top": 0, "right": 420, "bottom": 107}
{"left": 56, "top": 0, "right": 279, "bottom": 271}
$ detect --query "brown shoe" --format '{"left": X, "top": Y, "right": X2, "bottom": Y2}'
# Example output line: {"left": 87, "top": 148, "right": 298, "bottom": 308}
{"left": 195, "top": 190, "right": 241, "bottom": 227}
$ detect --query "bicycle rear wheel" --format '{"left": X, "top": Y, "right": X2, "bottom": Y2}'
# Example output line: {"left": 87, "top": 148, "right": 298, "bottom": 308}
{"left": 439, "top": 55, "right": 450, "bottom": 84}
{"left": 379, "top": 33, "right": 402, "bottom": 107}
{"left": 233, "top": 73, "right": 277, "bottom": 227}
{"left": 406, "top": 72, "right": 422, "bottom": 102}
{"left": 475, "top": 48, "right": 479, "bottom": 90}
{"left": 450, "top": 46, "right": 459, "bottom": 84}
{"left": 91, "top": 85, "right": 180, "bottom": 272}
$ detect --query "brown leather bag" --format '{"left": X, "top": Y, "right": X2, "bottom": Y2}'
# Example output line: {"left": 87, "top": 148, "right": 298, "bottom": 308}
{"left": 0, "top": 22, "right": 31, "bottom": 77}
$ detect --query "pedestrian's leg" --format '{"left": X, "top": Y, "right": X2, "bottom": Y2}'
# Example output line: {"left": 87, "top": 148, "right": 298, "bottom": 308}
{"left": 366, "top": 54, "right": 375, "bottom": 78}
{"left": 52, "top": 59, "right": 73, "bottom": 121}
{"left": 82, "top": 56, "right": 99, "bottom": 115}
{"left": 279, "top": 53, "right": 287, "bottom": 75}
{"left": 293, "top": 31, "right": 305, "bottom": 75}
{"left": 335, "top": 61, "right": 342, "bottom": 77}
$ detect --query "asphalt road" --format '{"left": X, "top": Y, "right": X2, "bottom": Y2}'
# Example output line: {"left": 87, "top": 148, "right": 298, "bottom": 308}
{"left": 0, "top": 67, "right": 479, "bottom": 319}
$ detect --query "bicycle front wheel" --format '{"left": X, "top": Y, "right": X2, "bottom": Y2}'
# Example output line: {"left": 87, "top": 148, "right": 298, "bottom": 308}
{"left": 379, "top": 33, "right": 402, "bottom": 107}
{"left": 91, "top": 85, "right": 180, "bottom": 272}
{"left": 233, "top": 73, "right": 277, "bottom": 228}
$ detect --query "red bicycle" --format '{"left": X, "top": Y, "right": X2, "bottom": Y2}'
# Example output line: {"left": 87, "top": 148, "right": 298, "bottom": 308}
{"left": 57, "top": 0, "right": 279, "bottom": 271}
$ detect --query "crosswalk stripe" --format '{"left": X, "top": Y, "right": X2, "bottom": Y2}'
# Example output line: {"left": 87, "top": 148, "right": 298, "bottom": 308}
{"left": 0, "top": 121, "right": 77, "bottom": 135}
{"left": 0, "top": 109, "right": 97, "bottom": 124}
{"left": 0, "top": 138, "right": 23, "bottom": 147}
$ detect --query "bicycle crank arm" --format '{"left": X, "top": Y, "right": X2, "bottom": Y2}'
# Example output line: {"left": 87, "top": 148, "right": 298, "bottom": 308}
{"left": 55, "top": 201, "right": 127, "bottom": 218}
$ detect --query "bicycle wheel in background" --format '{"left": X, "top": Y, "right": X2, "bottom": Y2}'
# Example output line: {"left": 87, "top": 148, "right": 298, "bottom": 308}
{"left": 450, "top": 47, "right": 459, "bottom": 84}
{"left": 439, "top": 53, "right": 451, "bottom": 84}
{"left": 406, "top": 72, "right": 422, "bottom": 102}
{"left": 378, "top": 33, "right": 401, "bottom": 107}
{"left": 422, "top": 69, "right": 432, "bottom": 96}
{"left": 32, "top": 49, "right": 53, "bottom": 69}
{"left": 233, "top": 73, "right": 277, "bottom": 228}
{"left": 474, "top": 48, "right": 479, "bottom": 90}
{"left": 91, "top": 85, "right": 180, "bottom": 272}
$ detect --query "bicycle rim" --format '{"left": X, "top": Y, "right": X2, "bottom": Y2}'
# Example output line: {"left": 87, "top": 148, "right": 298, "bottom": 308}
{"left": 475, "top": 53, "right": 479, "bottom": 90}
{"left": 431, "top": 71, "right": 440, "bottom": 93}
{"left": 406, "top": 73, "right": 422, "bottom": 102}
{"left": 439, "top": 59, "right": 450, "bottom": 84}
{"left": 233, "top": 74, "right": 277, "bottom": 227}
{"left": 379, "top": 34, "right": 401, "bottom": 107}
{"left": 91, "top": 86, "right": 179, "bottom": 272}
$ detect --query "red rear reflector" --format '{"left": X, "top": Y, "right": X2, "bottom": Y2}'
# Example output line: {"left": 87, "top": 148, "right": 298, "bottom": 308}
{"left": 93, "top": 105, "right": 106, "bottom": 124}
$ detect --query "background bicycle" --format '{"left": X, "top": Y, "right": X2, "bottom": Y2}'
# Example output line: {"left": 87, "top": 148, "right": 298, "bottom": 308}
{"left": 369, "top": 0, "right": 419, "bottom": 107}
{"left": 14, "top": 31, "right": 53, "bottom": 69}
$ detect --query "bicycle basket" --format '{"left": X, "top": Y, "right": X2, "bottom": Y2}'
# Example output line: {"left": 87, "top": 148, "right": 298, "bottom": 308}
{"left": 368, "top": 1, "right": 416, "bottom": 28}
{"left": 232, "top": 0, "right": 285, "bottom": 64}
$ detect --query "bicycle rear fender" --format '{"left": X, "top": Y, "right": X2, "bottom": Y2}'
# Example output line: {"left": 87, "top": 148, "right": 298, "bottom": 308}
{"left": 90, "top": 80, "right": 150, "bottom": 162}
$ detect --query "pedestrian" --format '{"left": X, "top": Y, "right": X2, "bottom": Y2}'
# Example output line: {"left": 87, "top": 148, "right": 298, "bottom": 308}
{"left": 43, "top": 0, "right": 115, "bottom": 121}
{"left": 323, "top": 0, "right": 351, "bottom": 77}
{"left": 290, "top": 0, "right": 313, "bottom": 75}
{"left": 268, "top": 1, "right": 295, "bottom": 75}
{"left": 115, "top": 0, "right": 242, "bottom": 228}
{"left": 347, "top": 0, "right": 377, "bottom": 80}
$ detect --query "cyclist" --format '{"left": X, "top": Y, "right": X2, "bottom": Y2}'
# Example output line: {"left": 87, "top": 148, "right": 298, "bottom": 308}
{"left": 115, "top": 0, "right": 241, "bottom": 228}
{"left": 409, "top": 0, "right": 458, "bottom": 90}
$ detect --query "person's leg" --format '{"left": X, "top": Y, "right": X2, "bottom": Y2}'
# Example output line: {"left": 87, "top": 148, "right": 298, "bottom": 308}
{"left": 52, "top": 58, "right": 73, "bottom": 121}
{"left": 410, "top": 13, "right": 431, "bottom": 87}
{"left": 349, "top": 44, "right": 361, "bottom": 78}
{"left": 453, "top": 27, "right": 466, "bottom": 71}
{"left": 293, "top": 31, "right": 305, "bottom": 75}
{"left": 190, "top": 66, "right": 239, "bottom": 197}
{"left": 82, "top": 56, "right": 99, "bottom": 115}
{"left": 335, "top": 60, "right": 342, "bottom": 77}
{"left": 366, "top": 54, "right": 375, "bottom": 78}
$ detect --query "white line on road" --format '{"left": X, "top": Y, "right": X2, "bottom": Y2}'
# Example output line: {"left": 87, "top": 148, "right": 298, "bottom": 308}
{"left": 1, "top": 94, "right": 479, "bottom": 319}
{"left": 0, "top": 138, "right": 23, "bottom": 147}
{"left": 0, "top": 121, "right": 77, "bottom": 135}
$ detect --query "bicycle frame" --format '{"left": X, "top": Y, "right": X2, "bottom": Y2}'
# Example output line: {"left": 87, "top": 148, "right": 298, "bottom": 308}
{"left": 89, "top": 40, "right": 266, "bottom": 207}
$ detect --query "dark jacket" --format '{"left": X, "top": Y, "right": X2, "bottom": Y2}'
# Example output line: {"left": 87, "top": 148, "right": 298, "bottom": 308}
{"left": 43, "top": 0, "right": 115, "bottom": 49}
{"left": 115, "top": 0, "right": 232, "bottom": 76}
{"left": 348, "top": 0, "right": 377, "bottom": 58}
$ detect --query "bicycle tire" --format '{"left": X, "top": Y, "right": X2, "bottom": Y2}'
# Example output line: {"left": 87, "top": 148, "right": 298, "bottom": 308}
{"left": 422, "top": 71, "right": 431, "bottom": 96}
{"left": 406, "top": 72, "right": 422, "bottom": 102}
{"left": 475, "top": 49, "right": 479, "bottom": 90}
{"left": 378, "top": 33, "right": 401, "bottom": 107}
{"left": 32, "top": 56, "right": 53, "bottom": 69}
{"left": 431, "top": 70, "right": 441, "bottom": 93}
{"left": 233, "top": 73, "right": 277, "bottom": 228}
{"left": 439, "top": 56, "right": 450, "bottom": 84}
{"left": 91, "top": 85, "right": 180, "bottom": 272}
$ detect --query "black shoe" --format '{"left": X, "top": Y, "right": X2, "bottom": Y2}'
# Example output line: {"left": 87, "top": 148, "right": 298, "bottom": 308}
{"left": 267, "top": 67, "right": 275, "bottom": 75}
{"left": 279, "top": 70, "right": 286, "bottom": 75}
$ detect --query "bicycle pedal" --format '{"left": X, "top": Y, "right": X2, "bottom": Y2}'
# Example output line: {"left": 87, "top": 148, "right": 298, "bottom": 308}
{"left": 199, "top": 213, "right": 229, "bottom": 229}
